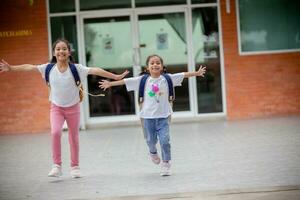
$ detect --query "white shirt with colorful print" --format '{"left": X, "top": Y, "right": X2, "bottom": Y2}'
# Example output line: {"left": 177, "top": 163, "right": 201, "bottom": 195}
{"left": 124, "top": 73, "right": 184, "bottom": 119}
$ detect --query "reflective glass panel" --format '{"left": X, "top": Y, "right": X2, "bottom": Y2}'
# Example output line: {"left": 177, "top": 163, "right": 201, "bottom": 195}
{"left": 50, "top": 16, "right": 78, "bottom": 62}
{"left": 138, "top": 13, "right": 190, "bottom": 111}
{"left": 49, "top": 0, "right": 75, "bottom": 13}
{"left": 191, "top": 0, "right": 217, "bottom": 3}
{"left": 239, "top": 0, "right": 300, "bottom": 52}
{"left": 84, "top": 17, "right": 135, "bottom": 117}
{"left": 135, "top": 0, "right": 186, "bottom": 7}
{"left": 80, "top": 0, "right": 131, "bottom": 11}
{"left": 192, "top": 7, "right": 223, "bottom": 113}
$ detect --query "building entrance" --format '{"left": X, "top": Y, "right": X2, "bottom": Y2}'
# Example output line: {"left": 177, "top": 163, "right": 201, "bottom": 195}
{"left": 75, "top": 4, "right": 224, "bottom": 126}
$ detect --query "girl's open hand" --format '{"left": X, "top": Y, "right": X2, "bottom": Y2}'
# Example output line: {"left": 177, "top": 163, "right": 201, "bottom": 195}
{"left": 196, "top": 65, "right": 206, "bottom": 77}
{"left": 115, "top": 70, "right": 129, "bottom": 80}
{"left": 0, "top": 59, "right": 11, "bottom": 73}
{"left": 99, "top": 80, "right": 111, "bottom": 91}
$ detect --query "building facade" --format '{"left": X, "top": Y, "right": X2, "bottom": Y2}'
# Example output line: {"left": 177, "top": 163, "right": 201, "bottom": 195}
{"left": 0, "top": 0, "right": 299, "bottom": 134}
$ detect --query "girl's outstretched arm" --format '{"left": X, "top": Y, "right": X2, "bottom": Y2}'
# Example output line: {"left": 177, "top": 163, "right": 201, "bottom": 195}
{"left": 88, "top": 67, "right": 129, "bottom": 80}
{"left": 184, "top": 65, "right": 206, "bottom": 78}
{"left": 0, "top": 59, "right": 38, "bottom": 73}
{"left": 99, "top": 80, "right": 125, "bottom": 91}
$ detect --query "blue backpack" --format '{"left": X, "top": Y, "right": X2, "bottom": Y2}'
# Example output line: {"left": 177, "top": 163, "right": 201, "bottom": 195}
{"left": 138, "top": 73, "right": 175, "bottom": 104}
{"left": 45, "top": 63, "right": 84, "bottom": 102}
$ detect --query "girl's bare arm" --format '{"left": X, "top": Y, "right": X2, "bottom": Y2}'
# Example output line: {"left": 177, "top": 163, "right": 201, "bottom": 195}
{"left": 184, "top": 65, "right": 206, "bottom": 78}
{"left": 0, "top": 59, "right": 38, "bottom": 73}
{"left": 88, "top": 67, "right": 129, "bottom": 80}
{"left": 98, "top": 80, "right": 125, "bottom": 91}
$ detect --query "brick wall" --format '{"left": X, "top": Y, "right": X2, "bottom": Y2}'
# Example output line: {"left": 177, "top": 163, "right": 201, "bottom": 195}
{"left": 0, "top": 0, "right": 299, "bottom": 134}
{"left": 220, "top": 0, "right": 300, "bottom": 119}
{"left": 0, "top": 0, "right": 50, "bottom": 134}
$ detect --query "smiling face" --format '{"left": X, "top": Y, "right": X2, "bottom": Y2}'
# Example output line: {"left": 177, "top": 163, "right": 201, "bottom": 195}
{"left": 53, "top": 41, "right": 71, "bottom": 63}
{"left": 146, "top": 55, "right": 164, "bottom": 78}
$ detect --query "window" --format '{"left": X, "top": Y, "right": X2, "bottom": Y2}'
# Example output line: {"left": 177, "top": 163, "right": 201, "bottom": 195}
{"left": 191, "top": 0, "right": 216, "bottom": 4}
{"left": 135, "top": 0, "right": 186, "bottom": 7}
{"left": 49, "top": 0, "right": 75, "bottom": 13}
{"left": 50, "top": 16, "right": 78, "bottom": 61}
{"left": 192, "top": 7, "right": 223, "bottom": 113}
{"left": 80, "top": 0, "right": 131, "bottom": 11}
{"left": 138, "top": 13, "right": 190, "bottom": 111}
{"left": 237, "top": 0, "right": 300, "bottom": 53}
{"left": 84, "top": 17, "right": 135, "bottom": 116}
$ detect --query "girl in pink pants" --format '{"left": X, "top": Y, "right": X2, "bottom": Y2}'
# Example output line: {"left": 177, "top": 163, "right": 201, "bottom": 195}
{"left": 0, "top": 38, "right": 128, "bottom": 178}
{"left": 50, "top": 103, "right": 80, "bottom": 168}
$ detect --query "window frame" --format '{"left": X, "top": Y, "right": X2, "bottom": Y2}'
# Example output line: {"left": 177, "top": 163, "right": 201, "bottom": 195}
{"left": 235, "top": 0, "right": 300, "bottom": 56}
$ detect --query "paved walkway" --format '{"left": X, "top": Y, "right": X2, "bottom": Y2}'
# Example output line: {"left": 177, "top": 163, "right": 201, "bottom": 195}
{"left": 100, "top": 186, "right": 300, "bottom": 200}
{"left": 0, "top": 116, "right": 299, "bottom": 200}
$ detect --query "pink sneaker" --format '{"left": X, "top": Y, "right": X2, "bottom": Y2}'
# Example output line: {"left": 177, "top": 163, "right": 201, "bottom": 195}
{"left": 161, "top": 162, "right": 171, "bottom": 176}
{"left": 150, "top": 153, "right": 161, "bottom": 165}
{"left": 70, "top": 166, "right": 81, "bottom": 178}
{"left": 48, "top": 164, "right": 62, "bottom": 177}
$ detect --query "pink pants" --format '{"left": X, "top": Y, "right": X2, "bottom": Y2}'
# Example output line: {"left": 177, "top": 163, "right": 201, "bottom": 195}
{"left": 50, "top": 103, "right": 80, "bottom": 167}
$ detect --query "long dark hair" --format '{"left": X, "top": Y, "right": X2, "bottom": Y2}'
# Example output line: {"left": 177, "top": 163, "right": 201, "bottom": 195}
{"left": 50, "top": 38, "right": 75, "bottom": 63}
{"left": 140, "top": 54, "right": 167, "bottom": 75}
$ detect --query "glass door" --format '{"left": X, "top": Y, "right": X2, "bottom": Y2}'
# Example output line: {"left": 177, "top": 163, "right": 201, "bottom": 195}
{"left": 192, "top": 7, "right": 223, "bottom": 113}
{"left": 80, "top": 5, "right": 224, "bottom": 121}
{"left": 82, "top": 16, "right": 135, "bottom": 117}
{"left": 136, "top": 11, "right": 191, "bottom": 112}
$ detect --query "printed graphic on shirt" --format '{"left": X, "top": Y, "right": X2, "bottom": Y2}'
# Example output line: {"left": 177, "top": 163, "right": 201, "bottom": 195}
{"left": 147, "top": 80, "right": 165, "bottom": 103}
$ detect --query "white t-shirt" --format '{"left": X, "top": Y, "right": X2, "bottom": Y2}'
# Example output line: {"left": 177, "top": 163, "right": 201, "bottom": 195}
{"left": 37, "top": 63, "right": 90, "bottom": 107}
{"left": 124, "top": 73, "right": 184, "bottom": 119}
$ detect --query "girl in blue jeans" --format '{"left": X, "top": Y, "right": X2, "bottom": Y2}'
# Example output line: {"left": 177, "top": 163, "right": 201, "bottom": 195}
{"left": 99, "top": 54, "right": 206, "bottom": 176}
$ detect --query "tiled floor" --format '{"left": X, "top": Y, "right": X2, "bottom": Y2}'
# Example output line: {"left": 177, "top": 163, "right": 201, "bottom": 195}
{"left": 0, "top": 116, "right": 299, "bottom": 200}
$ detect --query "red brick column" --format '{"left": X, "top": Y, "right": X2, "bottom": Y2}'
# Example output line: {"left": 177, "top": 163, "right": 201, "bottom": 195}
{"left": 220, "top": 0, "right": 300, "bottom": 119}
{"left": 0, "top": 0, "right": 50, "bottom": 134}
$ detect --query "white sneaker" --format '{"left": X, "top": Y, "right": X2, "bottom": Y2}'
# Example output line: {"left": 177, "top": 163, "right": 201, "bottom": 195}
{"left": 150, "top": 153, "right": 161, "bottom": 165}
{"left": 70, "top": 166, "right": 81, "bottom": 178}
{"left": 48, "top": 164, "right": 62, "bottom": 177}
{"left": 160, "top": 162, "right": 171, "bottom": 176}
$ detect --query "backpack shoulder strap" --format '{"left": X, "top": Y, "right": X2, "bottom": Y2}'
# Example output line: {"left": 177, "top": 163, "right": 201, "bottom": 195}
{"left": 138, "top": 74, "right": 150, "bottom": 103}
{"left": 69, "top": 63, "right": 81, "bottom": 86}
{"left": 162, "top": 73, "right": 175, "bottom": 102}
{"left": 45, "top": 63, "right": 55, "bottom": 86}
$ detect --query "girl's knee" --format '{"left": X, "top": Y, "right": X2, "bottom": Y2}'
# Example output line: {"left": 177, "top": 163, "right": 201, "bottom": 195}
{"left": 160, "top": 135, "right": 170, "bottom": 145}
{"left": 68, "top": 132, "right": 79, "bottom": 143}
{"left": 146, "top": 139, "right": 157, "bottom": 146}
{"left": 51, "top": 130, "right": 61, "bottom": 139}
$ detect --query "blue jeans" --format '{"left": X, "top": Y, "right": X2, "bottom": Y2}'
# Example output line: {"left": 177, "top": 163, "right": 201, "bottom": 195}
{"left": 142, "top": 117, "right": 171, "bottom": 161}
